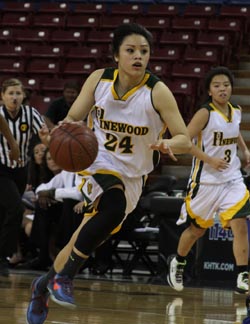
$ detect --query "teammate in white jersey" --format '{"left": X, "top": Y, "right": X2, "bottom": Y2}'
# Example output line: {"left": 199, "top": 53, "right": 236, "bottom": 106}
{"left": 27, "top": 23, "right": 192, "bottom": 324}
{"left": 167, "top": 66, "right": 250, "bottom": 295}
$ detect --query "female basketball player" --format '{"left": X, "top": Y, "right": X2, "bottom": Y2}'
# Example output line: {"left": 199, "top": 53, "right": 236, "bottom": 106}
{"left": 167, "top": 66, "right": 250, "bottom": 295}
{"left": 27, "top": 23, "right": 192, "bottom": 324}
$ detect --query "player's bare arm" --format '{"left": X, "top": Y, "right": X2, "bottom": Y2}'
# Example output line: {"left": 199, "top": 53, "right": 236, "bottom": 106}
{"left": 188, "top": 108, "right": 229, "bottom": 171}
{"left": 150, "top": 81, "right": 192, "bottom": 156}
{"left": 238, "top": 132, "right": 250, "bottom": 169}
{"left": 65, "top": 69, "right": 105, "bottom": 123}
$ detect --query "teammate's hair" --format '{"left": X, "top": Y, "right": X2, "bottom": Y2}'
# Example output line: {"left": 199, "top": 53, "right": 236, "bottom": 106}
{"left": 197, "top": 66, "right": 235, "bottom": 106}
{"left": 1, "top": 78, "right": 24, "bottom": 94}
{"left": 112, "top": 23, "right": 153, "bottom": 56}
{"left": 204, "top": 66, "right": 234, "bottom": 91}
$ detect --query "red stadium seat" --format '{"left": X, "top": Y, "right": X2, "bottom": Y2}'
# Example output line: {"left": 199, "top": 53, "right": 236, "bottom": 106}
{"left": 28, "top": 44, "right": 65, "bottom": 59}
{"left": 19, "top": 77, "right": 41, "bottom": 93}
{"left": 110, "top": 4, "right": 144, "bottom": 16}
{"left": 220, "top": 4, "right": 250, "bottom": 18}
{"left": 32, "top": 13, "right": 66, "bottom": 29}
{"left": 72, "top": 3, "right": 108, "bottom": 15}
{"left": 29, "top": 95, "right": 54, "bottom": 115}
{"left": 100, "top": 15, "right": 135, "bottom": 29}
{"left": 0, "top": 44, "right": 27, "bottom": 58}
{"left": 171, "top": 62, "right": 208, "bottom": 80}
{"left": 166, "top": 78, "right": 197, "bottom": 121}
{"left": 66, "top": 14, "right": 99, "bottom": 30}
{"left": 135, "top": 16, "right": 171, "bottom": 30}
{"left": 87, "top": 30, "right": 114, "bottom": 46}
{"left": 148, "top": 61, "right": 169, "bottom": 79}
{"left": 146, "top": 4, "right": 180, "bottom": 17}
{"left": 166, "top": 79, "right": 195, "bottom": 97}
{"left": 183, "top": 47, "right": 220, "bottom": 66}
{"left": 207, "top": 18, "right": 242, "bottom": 49}
{"left": 1, "top": 12, "right": 31, "bottom": 28}
{"left": 41, "top": 78, "right": 65, "bottom": 92}
{"left": 13, "top": 29, "right": 50, "bottom": 45}
{"left": 65, "top": 46, "right": 103, "bottom": 67}
{"left": 196, "top": 32, "right": 231, "bottom": 64}
{"left": 0, "top": 28, "right": 14, "bottom": 43}
{"left": 50, "top": 30, "right": 85, "bottom": 46}
{"left": 26, "top": 59, "right": 60, "bottom": 77}
{"left": 63, "top": 61, "right": 96, "bottom": 77}
{"left": 37, "top": 2, "right": 70, "bottom": 14}
{"left": 183, "top": 4, "right": 217, "bottom": 17}
{"left": 171, "top": 17, "right": 208, "bottom": 32}
{"left": 0, "top": 58, "right": 25, "bottom": 75}
{"left": 160, "top": 31, "right": 195, "bottom": 48}
{"left": 1, "top": 2, "right": 35, "bottom": 13}
{"left": 151, "top": 46, "right": 183, "bottom": 62}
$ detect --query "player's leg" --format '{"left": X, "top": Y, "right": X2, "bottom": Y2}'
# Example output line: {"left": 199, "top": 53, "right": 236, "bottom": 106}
{"left": 167, "top": 223, "right": 206, "bottom": 291}
{"left": 230, "top": 218, "right": 249, "bottom": 294}
{"left": 220, "top": 179, "right": 250, "bottom": 294}
{"left": 26, "top": 212, "right": 91, "bottom": 324}
{"left": 48, "top": 186, "right": 126, "bottom": 307}
{"left": 167, "top": 183, "right": 217, "bottom": 292}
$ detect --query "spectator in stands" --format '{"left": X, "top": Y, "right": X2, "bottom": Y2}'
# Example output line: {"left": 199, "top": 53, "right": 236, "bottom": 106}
{"left": 9, "top": 139, "right": 61, "bottom": 267}
{"left": 9, "top": 140, "right": 47, "bottom": 267}
{"left": 44, "top": 80, "right": 81, "bottom": 130}
{"left": 18, "top": 148, "right": 62, "bottom": 271}
{"left": 0, "top": 78, "right": 44, "bottom": 276}
{"left": 167, "top": 66, "right": 250, "bottom": 295}
{"left": 26, "top": 22, "right": 191, "bottom": 324}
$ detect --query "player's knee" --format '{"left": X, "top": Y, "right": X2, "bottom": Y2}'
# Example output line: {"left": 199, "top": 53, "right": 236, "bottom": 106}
{"left": 74, "top": 188, "right": 126, "bottom": 255}
{"left": 98, "top": 188, "right": 126, "bottom": 224}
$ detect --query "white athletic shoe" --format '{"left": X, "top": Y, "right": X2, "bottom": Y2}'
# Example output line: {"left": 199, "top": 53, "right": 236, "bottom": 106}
{"left": 167, "top": 254, "right": 186, "bottom": 292}
{"left": 235, "top": 271, "right": 249, "bottom": 294}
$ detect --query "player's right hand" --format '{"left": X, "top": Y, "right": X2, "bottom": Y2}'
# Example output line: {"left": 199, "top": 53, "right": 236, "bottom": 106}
{"left": 208, "top": 156, "right": 229, "bottom": 171}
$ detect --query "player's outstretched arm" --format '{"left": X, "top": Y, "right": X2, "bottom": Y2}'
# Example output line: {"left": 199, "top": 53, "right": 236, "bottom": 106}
{"left": 151, "top": 81, "right": 192, "bottom": 156}
{"left": 65, "top": 69, "right": 104, "bottom": 123}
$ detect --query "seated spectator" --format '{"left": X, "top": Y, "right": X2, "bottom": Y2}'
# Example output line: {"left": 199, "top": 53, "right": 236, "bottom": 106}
{"left": 9, "top": 144, "right": 59, "bottom": 267}
{"left": 44, "top": 80, "right": 81, "bottom": 130}
{"left": 18, "top": 168, "right": 83, "bottom": 271}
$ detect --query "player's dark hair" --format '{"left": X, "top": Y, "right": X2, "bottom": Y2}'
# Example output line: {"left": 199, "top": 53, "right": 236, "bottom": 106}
{"left": 204, "top": 66, "right": 234, "bottom": 91}
{"left": 199, "top": 66, "right": 234, "bottom": 105}
{"left": 111, "top": 23, "right": 153, "bottom": 56}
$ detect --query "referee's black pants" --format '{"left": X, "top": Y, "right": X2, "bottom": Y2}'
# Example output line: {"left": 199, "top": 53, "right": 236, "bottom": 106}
{"left": 0, "top": 166, "right": 27, "bottom": 258}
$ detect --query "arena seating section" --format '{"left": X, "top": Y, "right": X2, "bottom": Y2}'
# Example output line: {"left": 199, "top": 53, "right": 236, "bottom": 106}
{"left": 0, "top": 1, "right": 249, "bottom": 121}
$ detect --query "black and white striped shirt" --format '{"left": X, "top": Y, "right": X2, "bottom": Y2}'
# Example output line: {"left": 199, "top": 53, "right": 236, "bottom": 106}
{"left": 0, "top": 105, "right": 44, "bottom": 168}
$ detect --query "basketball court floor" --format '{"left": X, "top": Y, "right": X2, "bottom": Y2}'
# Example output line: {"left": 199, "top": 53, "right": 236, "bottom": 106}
{"left": 0, "top": 269, "right": 247, "bottom": 324}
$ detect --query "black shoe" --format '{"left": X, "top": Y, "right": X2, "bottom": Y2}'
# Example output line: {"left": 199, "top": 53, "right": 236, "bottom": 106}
{"left": 0, "top": 258, "right": 9, "bottom": 277}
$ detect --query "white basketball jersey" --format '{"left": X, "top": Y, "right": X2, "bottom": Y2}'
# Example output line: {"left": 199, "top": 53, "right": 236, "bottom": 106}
{"left": 190, "top": 101, "right": 242, "bottom": 184}
{"left": 86, "top": 68, "right": 165, "bottom": 178}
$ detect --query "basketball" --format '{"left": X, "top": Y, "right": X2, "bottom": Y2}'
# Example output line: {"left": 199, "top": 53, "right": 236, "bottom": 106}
{"left": 49, "top": 123, "right": 98, "bottom": 172}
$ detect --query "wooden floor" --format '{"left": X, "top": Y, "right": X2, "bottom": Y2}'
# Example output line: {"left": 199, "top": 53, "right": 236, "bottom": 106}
{"left": 0, "top": 270, "right": 248, "bottom": 324}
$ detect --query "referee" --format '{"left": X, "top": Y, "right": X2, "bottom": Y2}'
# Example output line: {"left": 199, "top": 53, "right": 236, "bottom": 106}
{"left": 0, "top": 78, "right": 44, "bottom": 276}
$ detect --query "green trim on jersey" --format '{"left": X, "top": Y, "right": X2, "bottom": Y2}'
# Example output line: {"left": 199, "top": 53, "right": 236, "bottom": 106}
{"left": 101, "top": 67, "right": 160, "bottom": 90}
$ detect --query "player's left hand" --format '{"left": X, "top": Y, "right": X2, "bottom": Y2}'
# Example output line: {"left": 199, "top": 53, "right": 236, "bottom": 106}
{"left": 243, "top": 149, "right": 250, "bottom": 169}
{"left": 150, "top": 140, "right": 177, "bottom": 161}
{"left": 39, "top": 124, "right": 51, "bottom": 147}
